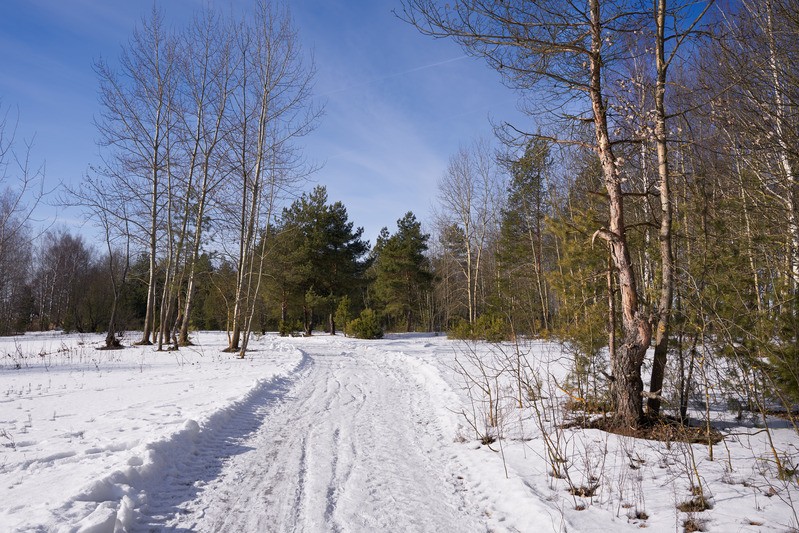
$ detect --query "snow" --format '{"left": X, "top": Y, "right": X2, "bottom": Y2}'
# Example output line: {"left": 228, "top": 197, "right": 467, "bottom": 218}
{"left": 1, "top": 331, "right": 797, "bottom": 532}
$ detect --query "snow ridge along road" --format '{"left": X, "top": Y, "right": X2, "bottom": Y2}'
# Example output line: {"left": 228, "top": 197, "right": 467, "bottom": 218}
{"left": 91, "top": 351, "right": 314, "bottom": 531}
{"left": 0, "top": 333, "right": 307, "bottom": 532}
{"left": 153, "top": 336, "right": 488, "bottom": 532}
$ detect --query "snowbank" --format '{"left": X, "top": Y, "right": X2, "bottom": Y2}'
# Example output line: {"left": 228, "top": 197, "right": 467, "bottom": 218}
{"left": 0, "top": 331, "right": 305, "bottom": 531}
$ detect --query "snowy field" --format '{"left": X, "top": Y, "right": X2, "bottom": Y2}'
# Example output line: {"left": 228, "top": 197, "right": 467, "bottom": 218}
{"left": 0, "top": 332, "right": 797, "bottom": 532}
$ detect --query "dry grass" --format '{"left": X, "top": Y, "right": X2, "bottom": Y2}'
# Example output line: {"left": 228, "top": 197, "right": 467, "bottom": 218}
{"left": 567, "top": 415, "right": 724, "bottom": 445}
{"left": 677, "top": 496, "right": 713, "bottom": 513}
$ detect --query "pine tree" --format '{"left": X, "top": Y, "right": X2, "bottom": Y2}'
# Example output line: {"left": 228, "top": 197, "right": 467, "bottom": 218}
{"left": 547, "top": 154, "right": 612, "bottom": 405}
{"left": 372, "top": 212, "right": 434, "bottom": 332}
{"left": 276, "top": 186, "right": 369, "bottom": 335}
{"left": 497, "top": 138, "right": 552, "bottom": 335}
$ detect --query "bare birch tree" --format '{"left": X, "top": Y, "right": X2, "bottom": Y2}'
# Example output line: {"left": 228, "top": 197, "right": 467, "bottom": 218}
{"left": 436, "top": 138, "right": 503, "bottom": 325}
{"left": 66, "top": 174, "right": 131, "bottom": 348}
{"left": 222, "top": 1, "right": 319, "bottom": 355}
{"left": 718, "top": 0, "right": 799, "bottom": 314}
{"left": 401, "top": 0, "right": 653, "bottom": 426}
{"left": 646, "top": 0, "right": 715, "bottom": 415}
{"left": 175, "top": 10, "right": 235, "bottom": 346}
{"left": 151, "top": 9, "right": 237, "bottom": 350}
{"left": 94, "top": 6, "right": 178, "bottom": 346}
{"left": 0, "top": 104, "right": 45, "bottom": 335}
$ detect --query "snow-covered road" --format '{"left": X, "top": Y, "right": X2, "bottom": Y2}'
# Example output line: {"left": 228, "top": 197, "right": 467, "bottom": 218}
{"left": 147, "top": 337, "right": 487, "bottom": 532}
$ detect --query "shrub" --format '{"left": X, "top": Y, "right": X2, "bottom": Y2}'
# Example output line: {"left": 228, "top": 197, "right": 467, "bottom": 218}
{"left": 334, "top": 296, "right": 352, "bottom": 336}
{"left": 278, "top": 319, "right": 303, "bottom": 337}
{"left": 767, "top": 343, "right": 799, "bottom": 404}
{"left": 348, "top": 309, "right": 383, "bottom": 339}
{"left": 447, "top": 314, "right": 511, "bottom": 342}
{"left": 474, "top": 314, "right": 510, "bottom": 342}
{"left": 447, "top": 318, "right": 472, "bottom": 340}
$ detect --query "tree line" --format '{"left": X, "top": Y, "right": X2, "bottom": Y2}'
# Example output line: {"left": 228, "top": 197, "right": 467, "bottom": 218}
{"left": 0, "top": 0, "right": 797, "bottom": 430}
{"left": 0, "top": 189, "right": 429, "bottom": 339}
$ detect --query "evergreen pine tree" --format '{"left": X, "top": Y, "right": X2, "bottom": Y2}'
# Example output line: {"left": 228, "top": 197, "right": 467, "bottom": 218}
{"left": 372, "top": 212, "right": 433, "bottom": 332}
{"left": 497, "top": 138, "right": 552, "bottom": 335}
{"left": 275, "top": 186, "right": 369, "bottom": 335}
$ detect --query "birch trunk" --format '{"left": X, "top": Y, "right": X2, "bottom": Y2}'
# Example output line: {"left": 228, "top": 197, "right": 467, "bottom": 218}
{"left": 764, "top": 0, "right": 799, "bottom": 308}
{"left": 589, "top": 0, "right": 650, "bottom": 426}
{"left": 647, "top": 0, "right": 674, "bottom": 416}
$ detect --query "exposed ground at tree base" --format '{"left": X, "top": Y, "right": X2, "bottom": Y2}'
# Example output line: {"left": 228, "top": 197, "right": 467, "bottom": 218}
{"left": 567, "top": 415, "right": 725, "bottom": 445}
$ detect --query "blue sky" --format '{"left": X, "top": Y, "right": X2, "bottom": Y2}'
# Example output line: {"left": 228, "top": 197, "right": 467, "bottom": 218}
{"left": 1, "top": 0, "right": 525, "bottom": 244}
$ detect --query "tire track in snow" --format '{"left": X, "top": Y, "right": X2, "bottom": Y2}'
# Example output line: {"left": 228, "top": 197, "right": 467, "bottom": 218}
{"left": 292, "top": 435, "right": 309, "bottom": 527}
{"left": 323, "top": 427, "right": 340, "bottom": 529}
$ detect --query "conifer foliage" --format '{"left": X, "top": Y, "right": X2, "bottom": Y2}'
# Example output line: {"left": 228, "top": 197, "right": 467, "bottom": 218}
{"left": 269, "top": 186, "right": 370, "bottom": 336}
{"left": 371, "top": 212, "right": 434, "bottom": 332}
{"left": 496, "top": 138, "right": 552, "bottom": 335}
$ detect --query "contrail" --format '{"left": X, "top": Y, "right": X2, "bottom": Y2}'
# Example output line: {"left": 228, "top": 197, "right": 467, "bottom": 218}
{"left": 393, "top": 55, "right": 470, "bottom": 76}
{"left": 319, "top": 55, "right": 470, "bottom": 97}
